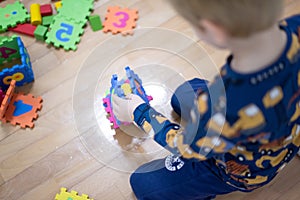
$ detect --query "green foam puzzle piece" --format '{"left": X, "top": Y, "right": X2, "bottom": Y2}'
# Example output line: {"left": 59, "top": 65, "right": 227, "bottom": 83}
{"left": 0, "top": 1, "right": 29, "bottom": 32}
{"left": 88, "top": 15, "right": 102, "bottom": 31}
{"left": 45, "top": 15, "right": 85, "bottom": 51}
{"left": 59, "top": 0, "right": 94, "bottom": 23}
{"left": 0, "top": 35, "right": 21, "bottom": 64}
{"left": 42, "top": 15, "right": 55, "bottom": 26}
{"left": 34, "top": 25, "right": 48, "bottom": 41}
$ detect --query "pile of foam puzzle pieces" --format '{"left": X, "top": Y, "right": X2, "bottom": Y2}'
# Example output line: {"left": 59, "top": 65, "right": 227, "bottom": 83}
{"left": 0, "top": 35, "right": 42, "bottom": 129}
{"left": 103, "top": 66, "right": 153, "bottom": 129}
{"left": 0, "top": 0, "right": 139, "bottom": 51}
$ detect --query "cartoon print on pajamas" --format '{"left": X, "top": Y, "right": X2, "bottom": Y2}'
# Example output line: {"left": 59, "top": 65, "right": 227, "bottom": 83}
{"left": 207, "top": 104, "right": 266, "bottom": 138}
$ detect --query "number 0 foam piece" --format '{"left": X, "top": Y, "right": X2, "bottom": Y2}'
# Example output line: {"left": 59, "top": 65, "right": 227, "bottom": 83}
{"left": 55, "top": 187, "right": 93, "bottom": 200}
{"left": 0, "top": 1, "right": 29, "bottom": 32}
{"left": 0, "top": 80, "right": 43, "bottom": 129}
{"left": 103, "top": 6, "right": 138, "bottom": 35}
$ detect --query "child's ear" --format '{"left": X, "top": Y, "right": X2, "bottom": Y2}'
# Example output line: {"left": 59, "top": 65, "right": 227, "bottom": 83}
{"left": 199, "top": 19, "right": 229, "bottom": 45}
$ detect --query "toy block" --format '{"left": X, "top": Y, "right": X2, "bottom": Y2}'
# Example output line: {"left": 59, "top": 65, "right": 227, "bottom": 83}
{"left": 42, "top": 15, "right": 55, "bottom": 26}
{"left": 8, "top": 23, "right": 37, "bottom": 37}
{"left": 0, "top": 1, "right": 30, "bottom": 32}
{"left": 54, "top": 1, "right": 62, "bottom": 11}
{"left": 55, "top": 187, "right": 93, "bottom": 200}
{"left": 103, "top": 6, "right": 139, "bottom": 35}
{"left": 102, "top": 66, "right": 152, "bottom": 129}
{"left": 0, "top": 80, "right": 43, "bottom": 129}
{"left": 30, "top": 4, "right": 42, "bottom": 26}
{"left": 40, "top": 4, "right": 53, "bottom": 16}
{"left": 34, "top": 25, "right": 48, "bottom": 41}
{"left": 0, "top": 35, "right": 34, "bottom": 90}
{"left": 88, "top": 15, "right": 103, "bottom": 31}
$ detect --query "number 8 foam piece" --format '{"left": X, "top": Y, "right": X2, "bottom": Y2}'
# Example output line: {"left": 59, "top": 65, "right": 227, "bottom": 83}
{"left": 103, "top": 6, "right": 139, "bottom": 35}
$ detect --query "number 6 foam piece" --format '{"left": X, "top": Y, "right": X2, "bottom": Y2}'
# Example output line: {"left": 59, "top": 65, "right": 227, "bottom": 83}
{"left": 103, "top": 6, "right": 139, "bottom": 35}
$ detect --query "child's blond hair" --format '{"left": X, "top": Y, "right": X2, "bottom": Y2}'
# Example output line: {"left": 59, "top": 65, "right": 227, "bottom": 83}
{"left": 169, "top": 0, "right": 283, "bottom": 37}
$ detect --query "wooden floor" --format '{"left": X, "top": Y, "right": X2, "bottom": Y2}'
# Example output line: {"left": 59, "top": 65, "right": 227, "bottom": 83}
{"left": 0, "top": 0, "right": 300, "bottom": 199}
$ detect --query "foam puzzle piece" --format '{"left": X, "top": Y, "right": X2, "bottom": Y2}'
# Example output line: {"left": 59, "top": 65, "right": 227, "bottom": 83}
{"left": 0, "top": 89, "right": 4, "bottom": 104}
{"left": 34, "top": 25, "right": 48, "bottom": 41}
{"left": 8, "top": 23, "right": 37, "bottom": 37}
{"left": 102, "top": 66, "right": 152, "bottom": 129}
{"left": 59, "top": 0, "right": 94, "bottom": 23}
{"left": 55, "top": 187, "right": 93, "bottom": 200}
{"left": 0, "top": 1, "right": 29, "bottom": 32}
{"left": 0, "top": 80, "right": 43, "bottom": 129}
{"left": 88, "top": 15, "right": 103, "bottom": 31}
{"left": 0, "top": 35, "right": 20, "bottom": 63}
{"left": 0, "top": 36, "right": 34, "bottom": 90}
{"left": 103, "top": 6, "right": 138, "bottom": 35}
{"left": 45, "top": 15, "right": 85, "bottom": 51}
{"left": 54, "top": 1, "right": 62, "bottom": 11}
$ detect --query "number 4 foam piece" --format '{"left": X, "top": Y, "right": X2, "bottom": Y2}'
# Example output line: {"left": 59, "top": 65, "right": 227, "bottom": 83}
{"left": 88, "top": 15, "right": 103, "bottom": 31}
{"left": 34, "top": 25, "right": 48, "bottom": 41}
{"left": 8, "top": 23, "right": 37, "bottom": 37}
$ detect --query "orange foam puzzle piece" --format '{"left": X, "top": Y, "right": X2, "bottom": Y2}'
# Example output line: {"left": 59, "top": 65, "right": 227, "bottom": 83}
{"left": 103, "top": 6, "right": 138, "bottom": 35}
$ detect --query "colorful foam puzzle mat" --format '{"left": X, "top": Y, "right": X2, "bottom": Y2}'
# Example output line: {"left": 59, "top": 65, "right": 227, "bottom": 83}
{"left": 102, "top": 66, "right": 152, "bottom": 129}
{"left": 0, "top": 35, "right": 34, "bottom": 90}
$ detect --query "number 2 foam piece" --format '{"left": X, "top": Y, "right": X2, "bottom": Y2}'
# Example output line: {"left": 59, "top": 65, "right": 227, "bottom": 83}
{"left": 0, "top": 1, "right": 30, "bottom": 32}
{"left": 103, "top": 6, "right": 138, "bottom": 35}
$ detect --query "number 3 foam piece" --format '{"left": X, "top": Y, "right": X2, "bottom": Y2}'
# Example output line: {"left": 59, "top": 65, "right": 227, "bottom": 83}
{"left": 103, "top": 6, "right": 139, "bottom": 35}
{"left": 0, "top": 1, "right": 29, "bottom": 32}
{"left": 45, "top": 16, "right": 85, "bottom": 51}
{"left": 0, "top": 35, "right": 34, "bottom": 90}
{"left": 0, "top": 80, "right": 43, "bottom": 129}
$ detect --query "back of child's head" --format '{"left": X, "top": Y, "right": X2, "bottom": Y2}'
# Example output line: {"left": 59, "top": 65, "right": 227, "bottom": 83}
{"left": 169, "top": 0, "right": 283, "bottom": 37}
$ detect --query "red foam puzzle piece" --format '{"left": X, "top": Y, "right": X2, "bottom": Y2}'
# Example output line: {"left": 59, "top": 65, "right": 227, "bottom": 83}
{"left": 9, "top": 23, "right": 37, "bottom": 37}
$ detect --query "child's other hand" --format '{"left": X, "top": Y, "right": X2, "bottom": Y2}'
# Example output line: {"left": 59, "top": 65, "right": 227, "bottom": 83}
{"left": 112, "top": 94, "right": 145, "bottom": 122}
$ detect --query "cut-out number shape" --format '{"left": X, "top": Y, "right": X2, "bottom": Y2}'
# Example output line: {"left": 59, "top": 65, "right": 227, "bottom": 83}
{"left": 0, "top": 47, "right": 17, "bottom": 59}
{"left": 3, "top": 72, "right": 24, "bottom": 85}
{"left": 56, "top": 23, "right": 74, "bottom": 42}
{"left": 113, "top": 12, "right": 129, "bottom": 28}
{"left": 13, "top": 100, "right": 33, "bottom": 117}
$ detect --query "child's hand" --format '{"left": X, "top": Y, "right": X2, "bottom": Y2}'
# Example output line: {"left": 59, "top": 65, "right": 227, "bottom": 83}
{"left": 112, "top": 94, "right": 145, "bottom": 122}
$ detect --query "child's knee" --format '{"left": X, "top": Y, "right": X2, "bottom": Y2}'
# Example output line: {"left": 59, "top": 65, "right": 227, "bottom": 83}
{"left": 130, "top": 172, "right": 144, "bottom": 198}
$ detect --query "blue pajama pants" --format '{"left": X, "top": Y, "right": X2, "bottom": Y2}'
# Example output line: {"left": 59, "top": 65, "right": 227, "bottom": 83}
{"left": 130, "top": 79, "right": 238, "bottom": 200}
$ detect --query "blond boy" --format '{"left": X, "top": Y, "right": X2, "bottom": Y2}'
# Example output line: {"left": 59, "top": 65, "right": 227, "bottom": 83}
{"left": 113, "top": 0, "right": 300, "bottom": 199}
